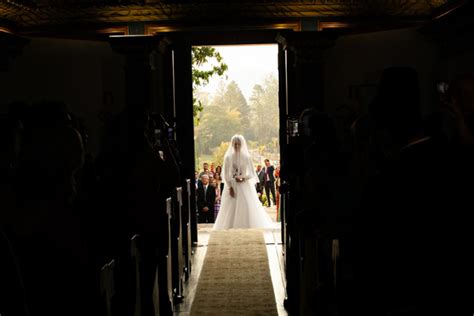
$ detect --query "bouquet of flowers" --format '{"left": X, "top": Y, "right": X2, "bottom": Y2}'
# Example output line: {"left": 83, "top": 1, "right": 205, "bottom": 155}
{"left": 233, "top": 168, "right": 242, "bottom": 178}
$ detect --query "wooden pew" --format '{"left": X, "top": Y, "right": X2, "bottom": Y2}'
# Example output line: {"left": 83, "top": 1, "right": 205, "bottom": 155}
{"left": 280, "top": 181, "right": 300, "bottom": 314}
{"left": 152, "top": 263, "right": 161, "bottom": 316}
{"left": 171, "top": 187, "right": 185, "bottom": 302}
{"left": 165, "top": 197, "right": 174, "bottom": 313}
{"left": 0, "top": 229, "right": 29, "bottom": 316}
{"left": 182, "top": 179, "right": 193, "bottom": 280}
{"left": 130, "top": 234, "right": 143, "bottom": 316}
{"left": 295, "top": 210, "right": 320, "bottom": 316}
{"left": 280, "top": 180, "right": 288, "bottom": 256}
{"left": 130, "top": 233, "right": 163, "bottom": 316}
{"left": 100, "top": 259, "right": 115, "bottom": 316}
{"left": 294, "top": 210, "right": 341, "bottom": 316}
{"left": 153, "top": 196, "right": 174, "bottom": 315}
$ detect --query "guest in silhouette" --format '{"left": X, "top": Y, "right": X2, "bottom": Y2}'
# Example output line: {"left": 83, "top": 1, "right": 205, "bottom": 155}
{"left": 357, "top": 67, "right": 456, "bottom": 314}
{"left": 18, "top": 101, "right": 84, "bottom": 205}
{"left": 443, "top": 74, "right": 474, "bottom": 312}
{"left": 447, "top": 74, "right": 474, "bottom": 146}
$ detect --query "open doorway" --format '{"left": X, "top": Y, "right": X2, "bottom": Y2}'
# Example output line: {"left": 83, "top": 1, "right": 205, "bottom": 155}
{"left": 192, "top": 44, "right": 281, "bottom": 225}
{"left": 186, "top": 43, "right": 286, "bottom": 316}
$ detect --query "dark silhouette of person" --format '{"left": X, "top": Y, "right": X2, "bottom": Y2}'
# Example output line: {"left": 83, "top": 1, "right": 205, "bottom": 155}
{"left": 442, "top": 74, "right": 474, "bottom": 313}
{"left": 354, "top": 66, "right": 460, "bottom": 314}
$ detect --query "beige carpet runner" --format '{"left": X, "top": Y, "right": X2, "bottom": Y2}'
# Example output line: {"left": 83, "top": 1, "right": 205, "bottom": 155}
{"left": 190, "top": 229, "right": 278, "bottom": 315}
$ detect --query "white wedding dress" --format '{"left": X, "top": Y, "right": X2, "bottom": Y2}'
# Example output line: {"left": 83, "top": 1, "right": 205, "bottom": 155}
{"left": 213, "top": 140, "right": 274, "bottom": 230}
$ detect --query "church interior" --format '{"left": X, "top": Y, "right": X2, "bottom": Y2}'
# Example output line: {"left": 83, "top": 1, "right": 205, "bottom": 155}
{"left": 1, "top": 0, "right": 474, "bottom": 315}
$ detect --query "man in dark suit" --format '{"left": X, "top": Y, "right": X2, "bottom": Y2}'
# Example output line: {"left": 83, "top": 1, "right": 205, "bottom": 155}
{"left": 263, "top": 159, "right": 276, "bottom": 207}
{"left": 196, "top": 174, "right": 216, "bottom": 223}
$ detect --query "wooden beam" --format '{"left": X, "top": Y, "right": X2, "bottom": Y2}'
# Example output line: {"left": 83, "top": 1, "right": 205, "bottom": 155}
{"left": 432, "top": 0, "right": 468, "bottom": 20}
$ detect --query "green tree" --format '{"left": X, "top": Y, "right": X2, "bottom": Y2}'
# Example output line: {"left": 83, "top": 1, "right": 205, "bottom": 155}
{"left": 196, "top": 106, "right": 241, "bottom": 155}
{"left": 209, "top": 80, "right": 227, "bottom": 108}
{"left": 212, "top": 141, "right": 230, "bottom": 167}
{"left": 223, "top": 81, "right": 251, "bottom": 135}
{"left": 249, "top": 74, "right": 279, "bottom": 144}
{"left": 192, "top": 47, "right": 228, "bottom": 124}
{"left": 249, "top": 84, "right": 266, "bottom": 141}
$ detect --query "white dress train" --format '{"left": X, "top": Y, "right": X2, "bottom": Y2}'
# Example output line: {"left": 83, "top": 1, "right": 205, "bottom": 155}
{"left": 213, "top": 154, "right": 274, "bottom": 230}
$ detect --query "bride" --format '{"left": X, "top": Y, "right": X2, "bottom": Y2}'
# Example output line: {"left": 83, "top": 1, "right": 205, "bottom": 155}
{"left": 213, "top": 135, "right": 274, "bottom": 230}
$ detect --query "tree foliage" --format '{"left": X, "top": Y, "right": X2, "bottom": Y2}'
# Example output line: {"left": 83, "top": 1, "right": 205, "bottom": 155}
{"left": 195, "top": 73, "right": 279, "bottom": 163}
{"left": 223, "top": 81, "right": 251, "bottom": 133}
{"left": 192, "top": 47, "right": 228, "bottom": 124}
{"left": 212, "top": 141, "right": 230, "bottom": 167}
{"left": 195, "top": 105, "right": 241, "bottom": 154}
{"left": 249, "top": 74, "right": 279, "bottom": 145}
{"left": 192, "top": 47, "right": 279, "bottom": 167}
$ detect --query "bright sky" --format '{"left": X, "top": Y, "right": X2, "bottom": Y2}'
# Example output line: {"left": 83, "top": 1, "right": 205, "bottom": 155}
{"left": 197, "top": 44, "right": 279, "bottom": 102}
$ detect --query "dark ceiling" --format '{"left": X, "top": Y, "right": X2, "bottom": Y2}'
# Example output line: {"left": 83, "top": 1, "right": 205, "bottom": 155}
{"left": 0, "top": 0, "right": 463, "bottom": 36}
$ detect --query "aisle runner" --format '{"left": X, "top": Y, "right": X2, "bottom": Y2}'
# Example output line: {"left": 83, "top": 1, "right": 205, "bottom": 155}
{"left": 190, "top": 229, "right": 278, "bottom": 315}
